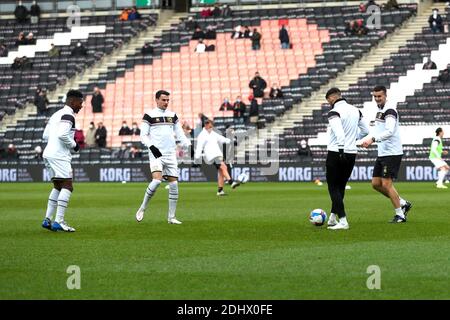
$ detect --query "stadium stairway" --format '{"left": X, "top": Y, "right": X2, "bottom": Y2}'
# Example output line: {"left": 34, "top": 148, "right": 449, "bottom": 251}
{"left": 0, "top": 10, "right": 187, "bottom": 135}
{"left": 236, "top": 0, "right": 445, "bottom": 157}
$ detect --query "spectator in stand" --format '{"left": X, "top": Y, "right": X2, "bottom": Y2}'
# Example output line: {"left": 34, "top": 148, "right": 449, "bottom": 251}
{"left": 384, "top": 0, "right": 400, "bottom": 10}
{"left": 298, "top": 139, "right": 312, "bottom": 159}
{"left": 184, "top": 16, "right": 199, "bottom": 31}
{"left": 85, "top": 122, "right": 96, "bottom": 148}
{"left": 119, "top": 8, "right": 129, "bottom": 21}
{"left": 6, "top": 143, "right": 19, "bottom": 159}
{"left": 192, "top": 27, "right": 206, "bottom": 40}
{"left": 359, "top": 2, "right": 366, "bottom": 12}
{"left": 251, "top": 28, "right": 262, "bottom": 50}
{"left": 15, "top": 32, "right": 26, "bottom": 47}
{"left": 14, "top": 1, "right": 29, "bottom": 24}
{"left": 195, "top": 39, "right": 207, "bottom": 53}
{"left": 11, "top": 56, "right": 32, "bottom": 70}
{"left": 423, "top": 57, "right": 437, "bottom": 70}
{"left": 119, "top": 121, "right": 132, "bottom": 135}
{"left": 249, "top": 72, "right": 267, "bottom": 98}
{"left": 233, "top": 96, "right": 246, "bottom": 124}
{"left": 231, "top": 25, "right": 243, "bottom": 39}
{"left": 205, "top": 25, "right": 217, "bottom": 39}
{"left": 74, "top": 125, "right": 86, "bottom": 149}
{"left": 279, "top": 25, "right": 290, "bottom": 49}
{"left": 141, "top": 42, "right": 153, "bottom": 55}
{"left": 131, "top": 122, "right": 140, "bottom": 135}
{"left": 48, "top": 43, "right": 60, "bottom": 57}
{"left": 269, "top": 83, "right": 284, "bottom": 98}
{"left": 117, "top": 143, "right": 130, "bottom": 159}
{"left": 200, "top": 7, "right": 212, "bottom": 18}
{"left": 34, "top": 89, "right": 49, "bottom": 116}
{"left": 34, "top": 145, "right": 43, "bottom": 160}
{"left": 71, "top": 42, "right": 88, "bottom": 57}
{"left": 219, "top": 97, "right": 233, "bottom": 111}
{"left": 91, "top": 87, "right": 104, "bottom": 113}
{"left": 0, "top": 43, "right": 8, "bottom": 57}
{"left": 30, "top": 1, "right": 41, "bottom": 24}
{"left": 221, "top": 4, "right": 232, "bottom": 17}
{"left": 130, "top": 145, "right": 142, "bottom": 159}
{"left": 429, "top": 8, "right": 444, "bottom": 33}
{"left": 25, "top": 32, "right": 36, "bottom": 45}
{"left": 243, "top": 26, "right": 251, "bottom": 38}
{"left": 248, "top": 95, "right": 259, "bottom": 125}
{"left": 212, "top": 4, "right": 221, "bottom": 17}
{"left": 128, "top": 6, "right": 141, "bottom": 20}
{"left": 438, "top": 67, "right": 450, "bottom": 84}
{"left": 95, "top": 122, "right": 107, "bottom": 148}
{"left": 355, "top": 19, "right": 368, "bottom": 36}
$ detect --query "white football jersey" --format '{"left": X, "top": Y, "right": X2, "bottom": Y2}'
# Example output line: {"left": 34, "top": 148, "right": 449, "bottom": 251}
{"left": 372, "top": 100, "right": 403, "bottom": 157}
{"left": 194, "top": 128, "right": 231, "bottom": 163}
{"left": 42, "top": 106, "right": 77, "bottom": 161}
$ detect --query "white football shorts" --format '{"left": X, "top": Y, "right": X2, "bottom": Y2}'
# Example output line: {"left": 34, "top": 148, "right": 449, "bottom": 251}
{"left": 431, "top": 158, "right": 448, "bottom": 169}
{"left": 44, "top": 157, "right": 73, "bottom": 179}
{"left": 149, "top": 153, "right": 179, "bottom": 179}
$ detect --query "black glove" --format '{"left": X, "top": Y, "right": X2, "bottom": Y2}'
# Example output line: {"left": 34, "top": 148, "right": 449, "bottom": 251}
{"left": 149, "top": 145, "right": 162, "bottom": 158}
{"left": 73, "top": 142, "right": 80, "bottom": 152}
{"left": 338, "top": 148, "right": 346, "bottom": 161}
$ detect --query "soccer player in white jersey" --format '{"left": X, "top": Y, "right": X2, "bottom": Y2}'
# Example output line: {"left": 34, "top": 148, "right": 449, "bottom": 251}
{"left": 135, "top": 90, "right": 191, "bottom": 224}
{"left": 361, "top": 86, "right": 412, "bottom": 223}
{"left": 429, "top": 127, "right": 449, "bottom": 189}
{"left": 324, "top": 88, "right": 369, "bottom": 230}
{"left": 194, "top": 119, "right": 235, "bottom": 196}
{"left": 41, "top": 90, "right": 84, "bottom": 232}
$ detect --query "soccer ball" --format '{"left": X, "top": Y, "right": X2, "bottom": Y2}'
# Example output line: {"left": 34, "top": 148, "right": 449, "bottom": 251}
{"left": 309, "top": 209, "right": 327, "bottom": 226}
{"left": 237, "top": 172, "right": 249, "bottom": 184}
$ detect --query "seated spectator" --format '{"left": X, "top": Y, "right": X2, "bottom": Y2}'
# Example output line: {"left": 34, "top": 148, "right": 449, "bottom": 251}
{"left": 74, "top": 126, "right": 86, "bottom": 149}
{"left": 25, "top": 32, "right": 36, "bottom": 45}
{"left": 117, "top": 143, "right": 130, "bottom": 159}
{"left": 0, "top": 43, "right": 8, "bottom": 57}
{"left": 192, "top": 27, "right": 205, "bottom": 40}
{"left": 221, "top": 4, "right": 232, "bottom": 17}
{"left": 128, "top": 6, "right": 141, "bottom": 20}
{"left": 200, "top": 7, "right": 212, "bottom": 18}
{"left": 30, "top": 0, "right": 41, "bottom": 24}
{"left": 184, "top": 16, "right": 199, "bottom": 31}
{"left": 131, "top": 122, "right": 140, "bottom": 135}
{"left": 119, "top": 8, "right": 129, "bottom": 21}
{"left": 219, "top": 97, "right": 233, "bottom": 111}
{"left": 6, "top": 144, "right": 19, "bottom": 159}
{"left": 15, "top": 32, "right": 26, "bottom": 47}
{"left": 429, "top": 9, "right": 444, "bottom": 33}
{"left": 359, "top": 2, "right": 366, "bottom": 12}
{"left": 119, "top": 121, "right": 132, "bottom": 135}
{"left": 248, "top": 95, "right": 259, "bottom": 125}
{"left": 11, "top": 56, "right": 32, "bottom": 70}
{"left": 71, "top": 42, "right": 88, "bottom": 57}
{"left": 243, "top": 26, "right": 251, "bottom": 38}
{"left": 212, "top": 4, "right": 221, "bottom": 17}
{"left": 423, "top": 57, "right": 437, "bottom": 70}
{"left": 14, "top": 1, "right": 28, "bottom": 24}
{"left": 85, "top": 122, "right": 96, "bottom": 148}
{"left": 130, "top": 145, "right": 142, "bottom": 159}
{"left": 354, "top": 19, "right": 368, "bottom": 36}
{"left": 195, "top": 39, "right": 207, "bottom": 53}
{"left": 141, "top": 42, "right": 153, "bottom": 55}
{"left": 384, "top": 0, "right": 400, "bottom": 10}
{"left": 269, "top": 83, "right": 283, "bottom": 98}
{"left": 231, "top": 25, "right": 243, "bottom": 39}
{"left": 298, "top": 139, "right": 312, "bottom": 159}
{"left": 204, "top": 25, "right": 217, "bottom": 39}
{"left": 91, "top": 87, "right": 104, "bottom": 113}
{"left": 34, "top": 145, "right": 43, "bottom": 160}
{"left": 233, "top": 96, "right": 246, "bottom": 123}
{"left": 48, "top": 43, "right": 60, "bottom": 57}
{"left": 438, "top": 67, "right": 450, "bottom": 84}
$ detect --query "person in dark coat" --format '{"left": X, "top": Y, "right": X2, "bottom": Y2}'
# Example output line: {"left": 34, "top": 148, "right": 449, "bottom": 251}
{"left": 251, "top": 29, "right": 261, "bottom": 50}
{"left": 131, "top": 122, "right": 140, "bottom": 135}
{"left": 192, "top": 27, "right": 206, "bottom": 40}
{"left": 279, "top": 25, "right": 290, "bottom": 49}
{"left": 95, "top": 122, "right": 107, "bottom": 148}
{"left": 429, "top": 9, "right": 444, "bottom": 33}
{"left": 71, "top": 42, "right": 88, "bottom": 57}
{"left": 34, "top": 90, "right": 49, "bottom": 116}
{"left": 219, "top": 97, "right": 233, "bottom": 111}
{"left": 249, "top": 72, "right": 267, "bottom": 98}
{"left": 233, "top": 96, "right": 246, "bottom": 124}
{"left": 91, "top": 87, "right": 104, "bottom": 113}
{"left": 30, "top": 1, "right": 41, "bottom": 24}
{"left": 14, "top": 1, "right": 29, "bottom": 23}
{"left": 269, "top": 83, "right": 284, "bottom": 98}
{"left": 141, "top": 42, "right": 153, "bottom": 55}
{"left": 119, "top": 121, "right": 132, "bottom": 136}
{"left": 248, "top": 95, "right": 259, "bottom": 124}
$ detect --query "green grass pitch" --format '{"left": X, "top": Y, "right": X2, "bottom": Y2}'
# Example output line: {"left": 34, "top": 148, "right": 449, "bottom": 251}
{"left": 0, "top": 182, "right": 449, "bottom": 299}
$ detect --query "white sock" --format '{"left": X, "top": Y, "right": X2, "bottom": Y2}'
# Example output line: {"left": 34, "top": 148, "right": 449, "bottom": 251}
{"left": 399, "top": 198, "right": 406, "bottom": 207}
{"left": 45, "top": 188, "right": 60, "bottom": 220}
{"left": 168, "top": 181, "right": 178, "bottom": 220}
{"left": 140, "top": 179, "right": 161, "bottom": 210}
{"left": 437, "top": 170, "right": 447, "bottom": 185}
{"left": 395, "top": 207, "right": 405, "bottom": 218}
{"left": 55, "top": 188, "right": 72, "bottom": 223}
{"left": 329, "top": 212, "right": 337, "bottom": 221}
{"left": 340, "top": 216, "right": 348, "bottom": 225}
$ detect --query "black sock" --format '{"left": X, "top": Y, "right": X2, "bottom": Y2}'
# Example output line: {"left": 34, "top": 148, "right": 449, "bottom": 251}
{"left": 218, "top": 187, "right": 223, "bottom": 192}
{"left": 227, "top": 179, "right": 233, "bottom": 185}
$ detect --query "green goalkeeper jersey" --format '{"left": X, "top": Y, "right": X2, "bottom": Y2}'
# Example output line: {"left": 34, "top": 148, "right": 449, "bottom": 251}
{"left": 429, "top": 137, "right": 443, "bottom": 159}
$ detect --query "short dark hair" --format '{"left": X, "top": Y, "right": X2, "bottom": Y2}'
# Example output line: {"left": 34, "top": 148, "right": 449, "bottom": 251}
{"left": 155, "top": 90, "right": 170, "bottom": 99}
{"left": 66, "top": 89, "right": 83, "bottom": 100}
{"left": 205, "top": 119, "right": 214, "bottom": 126}
{"left": 325, "top": 87, "right": 341, "bottom": 99}
{"left": 373, "top": 85, "right": 387, "bottom": 94}
{"left": 436, "top": 127, "right": 443, "bottom": 136}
